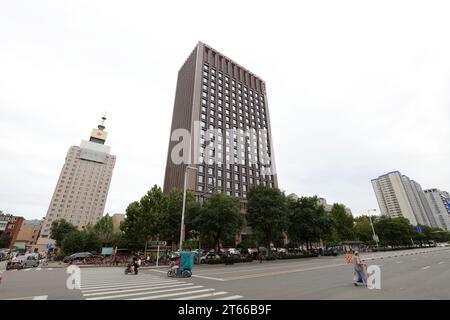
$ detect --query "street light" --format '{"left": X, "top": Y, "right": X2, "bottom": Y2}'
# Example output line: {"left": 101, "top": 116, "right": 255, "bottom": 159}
{"left": 180, "top": 165, "right": 198, "bottom": 251}
{"left": 367, "top": 209, "right": 379, "bottom": 247}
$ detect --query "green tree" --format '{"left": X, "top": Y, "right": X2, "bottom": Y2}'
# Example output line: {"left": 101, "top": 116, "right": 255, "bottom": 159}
{"left": 193, "top": 192, "right": 243, "bottom": 252}
{"left": 61, "top": 231, "right": 84, "bottom": 255}
{"left": 286, "top": 196, "right": 332, "bottom": 250}
{"left": 121, "top": 185, "right": 166, "bottom": 251}
{"left": 246, "top": 185, "right": 288, "bottom": 248}
{"left": 157, "top": 189, "right": 197, "bottom": 247}
{"left": 354, "top": 216, "right": 374, "bottom": 244}
{"left": 83, "top": 230, "right": 102, "bottom": 253}
{"left": 50, "top": 219, "right": 77, "bottom": 247}
{"left": 374, "top": 216, "right": 411, "bottom": 246}
{"left": 330, "top": 204, "right": 355, "bottom": 242}
{"left": 0, "top": 232, "right": 12, "bottom": 248}
{"left": 111, "top": 231, "right": 128, "bottom": 248}
{"left": 93, "top": 214, "right": 114, "bottom": 246}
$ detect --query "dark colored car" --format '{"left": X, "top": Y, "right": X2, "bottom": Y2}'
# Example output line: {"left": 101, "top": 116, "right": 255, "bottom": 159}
{"left": 63, "top": 252, "right": 93, "bottom": 263}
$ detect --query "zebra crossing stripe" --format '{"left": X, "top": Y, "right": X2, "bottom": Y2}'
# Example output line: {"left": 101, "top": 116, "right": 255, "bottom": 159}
{"left": 86, "top": 285, "right": 206, "bottom": 300}
{"left": 83, "top": 283, "right": 194, "bottom": 296}
{"left": 172, "top": 291, "right": 228, "bottom": 300}
{"left": 128, "top": 288, "right": 215, "bottom": 300}
{"left": 81, "top": 281, "right": 185, "bottom": 293}
{"left": 214, "top": 295, "right": 244, "bottom": 300}
{"left": 80, "top": 280, "right": 178, "bottom": 290}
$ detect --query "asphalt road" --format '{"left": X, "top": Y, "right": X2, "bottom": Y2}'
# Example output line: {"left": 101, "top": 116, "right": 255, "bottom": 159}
{"left": 1, "top": 247, "right": 449, "bottom": 300}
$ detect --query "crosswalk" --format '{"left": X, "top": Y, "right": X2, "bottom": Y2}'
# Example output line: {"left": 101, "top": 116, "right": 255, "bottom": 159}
{"left": 0, "top": 268, "right": 53, "bottom": 272}
{"left": 79, "top": 268, "right": 243, "bottom": 300}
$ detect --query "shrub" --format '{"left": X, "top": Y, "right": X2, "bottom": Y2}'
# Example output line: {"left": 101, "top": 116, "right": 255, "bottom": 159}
{"left": 281, "top": 253, "right": 319, "bottom": 259}
{"left": 206, "top": 257, "right": 253, "bottom": 264}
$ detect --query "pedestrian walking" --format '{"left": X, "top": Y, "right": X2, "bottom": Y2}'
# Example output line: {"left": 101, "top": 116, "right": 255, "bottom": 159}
{"left": 352, "top": 251, "right": 367, "bottom": 286}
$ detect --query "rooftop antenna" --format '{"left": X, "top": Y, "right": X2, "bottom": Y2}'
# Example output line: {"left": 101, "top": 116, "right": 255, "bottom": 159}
{"left": 98, "top": 111, "right": 107, "bottom": 130}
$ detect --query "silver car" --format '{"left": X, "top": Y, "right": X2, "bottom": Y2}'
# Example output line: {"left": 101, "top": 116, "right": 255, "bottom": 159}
{"left": 6, "top": 254, "right": 40, "bottom": 270}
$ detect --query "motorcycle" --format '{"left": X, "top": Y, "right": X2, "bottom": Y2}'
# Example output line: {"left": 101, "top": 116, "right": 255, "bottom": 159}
{"left": 124, "top": 263, "right": 138, "bottom": 275}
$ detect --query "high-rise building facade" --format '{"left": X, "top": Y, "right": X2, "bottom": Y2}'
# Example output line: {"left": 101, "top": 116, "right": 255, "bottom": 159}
{"left": 38, "top": 116, "right": 116, "bottom": 243}
{"left": 372, "top": 171, "right": 449, "bottom": 229}
{"left": 423, "top": 189, "right": 450, "bottom": 231}
{"left": 163, "top": 42, "right": 278, "bottom": 201}
{"left": 371, "top": 171, "right": 417, "bottom": 224}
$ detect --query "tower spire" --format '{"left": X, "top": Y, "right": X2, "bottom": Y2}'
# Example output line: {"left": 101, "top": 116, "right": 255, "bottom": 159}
{"left": 98, "top": 112, "right": 107, "bottom": 131}
{"left": 89, "top": 113, "right": 108, "bottom": 144}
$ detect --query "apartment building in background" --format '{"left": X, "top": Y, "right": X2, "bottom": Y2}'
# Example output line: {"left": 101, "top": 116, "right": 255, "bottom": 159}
{"left": 371, "top": 171, "right": 418, "bottom": 224}
{"left": 372, "top": 171, "right": 450, "bottom": 230}
{"left": 37, "top": 116, "right": 116, "bottom": 246}
{"left": 0, "top": 212, "right": 24, "bottom": 249}
{"left": 423, "top": 189, "right": 450, "bottom": 231}
{"left": 287, "top": 194, "right": 353, "bottom": 215}
{"left": 112, "top": 213, "right": 125, "bottom": 232}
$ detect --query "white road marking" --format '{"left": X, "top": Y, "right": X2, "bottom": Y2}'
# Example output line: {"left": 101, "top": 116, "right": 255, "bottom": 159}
{"left": 78, "top": 266, "right": 244, "bottom": 300}
{"left": 151, "top": 269, "right": 224, "bottom": 280}
{"left": 191, "top": 274, "right": 225, "bottom": 281}
{"left": 83, "top": 283, "right": 194, "bottom": 296}
{"left": 396, "top": 261, "right": 403, "bottom": 264}
{"left": 86, "top": 286, "right": 206, "bottom": 300}
{"left": 33, "top": 295, "right": 48, "bottom": 300}
{"left": 48, "top": 268, "right": 53, "bottom": 270}
{"left": 215, "top": 295, "right": 244, "bottom": 300}
{"left": 422, "top": 266, "right": 431, "bottom": 270}
{"left": 438, "top": 262, "right": 444, "bottom": 265}
{"left": 172, "top": 291, "right": 228, "bottom": 300}
{"left": 80, "top": 280, "right": 176, "bottom": 290}
{"left": 81, "top": 281, "right": 185, "bottom": 292}
{"left": 128, "top": 288, "right": 214, "bottom": 300}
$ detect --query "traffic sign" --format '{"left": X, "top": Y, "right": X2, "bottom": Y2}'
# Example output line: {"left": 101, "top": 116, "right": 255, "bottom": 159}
{"left": 149, "top": 241, "right": 167, "bottom": 246}
{"left": 415, "top": 226, "right": 423, "bottom": 233}
{"left": 46, "top": 243, "right": 53, "bottom": 250}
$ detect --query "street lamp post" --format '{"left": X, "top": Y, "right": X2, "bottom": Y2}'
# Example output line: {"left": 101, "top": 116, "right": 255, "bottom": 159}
{"left": 180, "top": 166, "right": 198, "bottom": 251}
{"left": 367, "top": 209, "right": 379, "bottom": 247}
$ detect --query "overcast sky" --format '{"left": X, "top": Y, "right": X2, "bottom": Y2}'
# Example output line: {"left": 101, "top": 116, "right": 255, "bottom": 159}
{"left": 1, "top": 0, "right": 450, "bottom": 220}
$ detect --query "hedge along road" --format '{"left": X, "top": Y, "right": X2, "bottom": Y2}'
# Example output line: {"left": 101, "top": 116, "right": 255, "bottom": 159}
{"left": 150, "top": 247, "right": 450, "bottom": 281}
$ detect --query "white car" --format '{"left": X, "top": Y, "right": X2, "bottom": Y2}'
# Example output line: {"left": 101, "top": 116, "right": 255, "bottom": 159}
{"left": 227, "top": 248, "right": 240, "bottom": 256}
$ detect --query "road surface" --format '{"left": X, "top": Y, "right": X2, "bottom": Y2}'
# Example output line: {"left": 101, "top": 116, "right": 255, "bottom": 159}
{"left": 1, "top": 247, "right": 449, "bottom": 300}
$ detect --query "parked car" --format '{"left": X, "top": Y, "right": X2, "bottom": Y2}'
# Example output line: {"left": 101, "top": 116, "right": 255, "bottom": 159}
{"left": 437, "top": 242, "right": 450, "bottom": 247}
{"left": 199, "top": 252, "right": 220, "bottom": 264}
{"left": 6, "top": 254, "right": 39, "bottom": 270}
{"left": 63, "top": 252, "right": 93, "bottom": 263}
{"left": 0, "top": 252, "right": 7, "bottom": 261}
{"left": 226, "top": 248, "right": 241, "bottom": 257}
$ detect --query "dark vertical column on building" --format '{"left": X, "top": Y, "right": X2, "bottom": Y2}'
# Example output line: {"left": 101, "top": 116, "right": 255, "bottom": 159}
{"left": 163, "top": 45, "right": 199, "bottom": 193}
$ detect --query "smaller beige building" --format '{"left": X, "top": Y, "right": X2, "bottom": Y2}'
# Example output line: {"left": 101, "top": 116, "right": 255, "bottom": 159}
{"left": 112, "top": 213, "right": 125, "bottom": 232}
{"left": 14, "top": 219, "right": 43, "bottom": 251}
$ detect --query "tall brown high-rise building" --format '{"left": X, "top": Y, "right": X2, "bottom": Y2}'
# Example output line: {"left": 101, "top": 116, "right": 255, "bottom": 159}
{"left": 37, "top": 116, "right": 116, "bottom": 245}
{"left": 163, "top": 42, "right": 278, "bottom": 203}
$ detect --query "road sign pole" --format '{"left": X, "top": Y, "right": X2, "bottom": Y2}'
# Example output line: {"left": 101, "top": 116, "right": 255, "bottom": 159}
{"left": 156, "top": 245, "right": 160, "bottom": 267}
